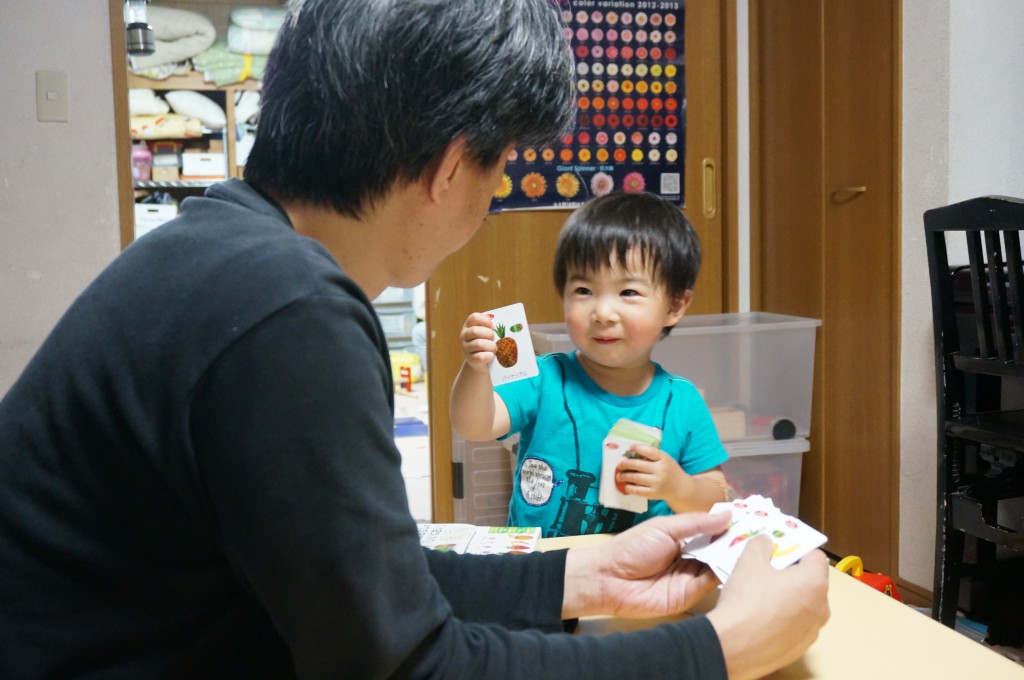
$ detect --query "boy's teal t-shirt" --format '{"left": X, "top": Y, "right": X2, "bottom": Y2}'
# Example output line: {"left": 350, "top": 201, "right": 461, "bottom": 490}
{"left": 496, "top": 352, "right": 728, "bottom": 537}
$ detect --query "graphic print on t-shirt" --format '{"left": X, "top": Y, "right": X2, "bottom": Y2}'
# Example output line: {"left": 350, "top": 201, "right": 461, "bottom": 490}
{"left": 519, "top": 457, "right": 554, "bottom": 506}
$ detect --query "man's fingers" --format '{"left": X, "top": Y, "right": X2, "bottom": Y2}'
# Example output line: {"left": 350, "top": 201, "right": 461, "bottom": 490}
{"left": 735, "top": 533, "right": 774, "bottom": 565}
{"left": 646, "top": 511, "right": 732, "bottom": 544}
{"left": 790, "top": 548, "right": 831, "bottom": 576}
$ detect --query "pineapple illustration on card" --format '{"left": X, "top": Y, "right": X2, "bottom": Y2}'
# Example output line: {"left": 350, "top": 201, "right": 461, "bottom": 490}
{"left": 485, "top": 303, "right": 538, "bottom": 385}
{"left": 494, "top": 323, "right": 522, "bottom": 367}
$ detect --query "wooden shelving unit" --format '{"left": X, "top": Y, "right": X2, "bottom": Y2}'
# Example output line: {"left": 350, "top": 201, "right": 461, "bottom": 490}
{"left": 127, "top": 71, "right": 261, "bottom": 182}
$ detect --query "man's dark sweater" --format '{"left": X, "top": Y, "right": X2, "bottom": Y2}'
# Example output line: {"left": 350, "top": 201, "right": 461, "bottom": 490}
{"left": 0, "top": 180, "right": 726, "bottom": 678}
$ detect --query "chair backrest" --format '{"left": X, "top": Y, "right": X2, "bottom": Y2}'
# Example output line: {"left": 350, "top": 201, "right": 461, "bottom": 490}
{"left": 921, "top": 193, "right": 1024, "bottom": 430}
{"left": 929, "top": 195, "right": 1024, "bottom": 376}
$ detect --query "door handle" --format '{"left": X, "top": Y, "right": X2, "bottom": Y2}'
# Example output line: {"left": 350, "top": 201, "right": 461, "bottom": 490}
{"left": 702, "top": 157, "right": 717, "bottom": 218}
{"left": 831, "top": 185, "right": 867, "bottom": 202}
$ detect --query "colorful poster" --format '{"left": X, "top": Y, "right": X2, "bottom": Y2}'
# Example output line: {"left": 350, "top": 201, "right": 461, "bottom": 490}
{"left": 492, "top": 0, "right": 685, "bottom": 212}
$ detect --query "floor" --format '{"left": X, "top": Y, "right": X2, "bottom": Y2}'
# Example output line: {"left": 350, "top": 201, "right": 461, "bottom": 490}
{"left": 393, "top": 380, "right": 432, "bottom": 522}
{"left": 909, "top": 608, "right": 1024, "bottom": 668}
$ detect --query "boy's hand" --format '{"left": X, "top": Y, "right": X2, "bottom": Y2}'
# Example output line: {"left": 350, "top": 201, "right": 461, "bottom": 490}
{"left": 614, "top": 444, "right": 690, "bottom": 502}
{"left": 459, "top": 312, "right": 497, "bottom": 373}
{"left": 615, "top": 446, "right": 729, "bottom": 512}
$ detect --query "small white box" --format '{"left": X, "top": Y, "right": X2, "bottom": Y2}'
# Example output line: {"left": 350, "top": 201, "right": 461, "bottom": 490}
{"left": 133, "top": 203, "right": 177, "bottom": 239}
{"left": 721, "top": 438, "right": 808, "bottom": 517}
{"left": 180, "top": 152, "right": 226, "bottom": 179}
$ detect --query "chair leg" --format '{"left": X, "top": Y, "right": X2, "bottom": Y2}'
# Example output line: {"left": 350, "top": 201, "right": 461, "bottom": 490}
{"left": 933, "top": 512, "right": 964, "bottom": 627}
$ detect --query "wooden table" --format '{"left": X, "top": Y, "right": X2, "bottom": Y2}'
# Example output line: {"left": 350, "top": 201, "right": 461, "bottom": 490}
{"left": 540, "top": 535, "right": 1024, "bottom": 679}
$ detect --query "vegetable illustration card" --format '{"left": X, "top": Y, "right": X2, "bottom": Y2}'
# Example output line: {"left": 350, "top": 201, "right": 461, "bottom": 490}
{"left": 598, "top": 418, "right": 663, "bottom": 513}
{"left": 484, "top": 302, "right": 539, "bottom": 385}
{"left": 681, "top": 495, "right": 827, "bottom": 583}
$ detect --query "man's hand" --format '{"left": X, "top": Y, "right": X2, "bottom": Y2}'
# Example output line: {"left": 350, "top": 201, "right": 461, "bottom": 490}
{"left": 707, "top": 535, "right": 830, "bottom": 680}
{"left": 561, "top": 513, "right": 730, "bottom": 620}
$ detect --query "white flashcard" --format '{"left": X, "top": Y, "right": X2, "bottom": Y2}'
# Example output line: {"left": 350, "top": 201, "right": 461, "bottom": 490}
{"left": 598, "top": 418, "right": 662, "bottom": 513}
{"left": 681, "top": 495, "right": 827, "bottom": 583}
{"left": 484, "top": 302, "right": 539, "bottom": 385}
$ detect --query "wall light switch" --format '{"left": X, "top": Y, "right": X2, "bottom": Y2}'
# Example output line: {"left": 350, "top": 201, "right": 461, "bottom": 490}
{"left": 36, "top": 71, "right": 68, "bottom": 123}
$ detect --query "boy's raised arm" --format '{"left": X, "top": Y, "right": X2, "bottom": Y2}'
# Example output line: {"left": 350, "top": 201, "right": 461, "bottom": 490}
{"left": 450, "top": 312, "right": 513, "bottom": 441}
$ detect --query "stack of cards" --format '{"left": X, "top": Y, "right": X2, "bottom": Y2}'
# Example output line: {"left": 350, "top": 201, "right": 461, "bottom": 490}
{"left": 682, "top": 495, "right": 828, "bottom": 583}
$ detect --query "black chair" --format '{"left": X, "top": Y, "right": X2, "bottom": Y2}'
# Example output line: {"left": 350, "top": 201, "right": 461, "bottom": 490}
{"left": 925, "top": 195, "right": 1024, "bottom": 645}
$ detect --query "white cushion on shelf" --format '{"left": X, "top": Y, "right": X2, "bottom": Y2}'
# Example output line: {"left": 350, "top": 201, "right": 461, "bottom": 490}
{"left": 165, "top": 90, "right": 226, "bottom": 130}
{"left": 128, "top": 88, "right": 169, "bottom": 116}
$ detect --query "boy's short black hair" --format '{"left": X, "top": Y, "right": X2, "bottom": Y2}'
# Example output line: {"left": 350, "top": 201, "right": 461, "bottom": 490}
{"left": 553, "top": 192, "right": 702, "bottom": 301}
{"left": 245, "top": 0, "right": 576, "bottom": 218}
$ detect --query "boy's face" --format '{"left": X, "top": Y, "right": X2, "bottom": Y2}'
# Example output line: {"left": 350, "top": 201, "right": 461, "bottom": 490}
{"left": 561, "top": 247, "right": 691, "bottom": 371}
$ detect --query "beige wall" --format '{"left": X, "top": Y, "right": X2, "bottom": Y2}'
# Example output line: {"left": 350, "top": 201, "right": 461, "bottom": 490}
{"left": 900, "top": 0, "right": 951, "bottom": 590}
{"left": 0, "top": 0, "right": 121, "bottom": 392}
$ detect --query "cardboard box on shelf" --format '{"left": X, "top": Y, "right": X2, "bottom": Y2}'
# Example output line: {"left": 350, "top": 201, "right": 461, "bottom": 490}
{"left": 151, "top": 166, "right": 179, "bottom": 182}
{"left": 180, "top": 152, "right": 226, "bottom": 180}
{"left": 133, "top": 203, "right": 178, "bottom": 239}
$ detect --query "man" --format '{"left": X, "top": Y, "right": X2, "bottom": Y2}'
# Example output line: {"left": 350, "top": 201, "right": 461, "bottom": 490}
{"left": 0, "top": 1, "right": 828, "bottom": 677}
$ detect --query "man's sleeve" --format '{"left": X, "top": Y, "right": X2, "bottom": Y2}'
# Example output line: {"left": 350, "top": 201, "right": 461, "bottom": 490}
{"left": 424, "top": 548, "right": 567, "bottom": 632}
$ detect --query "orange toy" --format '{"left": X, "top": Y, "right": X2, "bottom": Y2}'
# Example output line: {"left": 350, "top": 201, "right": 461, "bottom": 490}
{"left": 836, "top": 555, "right": 902, "bottom": 601}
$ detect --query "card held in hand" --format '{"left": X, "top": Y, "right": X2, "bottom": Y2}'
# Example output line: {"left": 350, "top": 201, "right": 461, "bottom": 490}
{"left": 598, "top": 418, "right": 662, "bottom": 513}
{"left": 682, "top": 495, "right": 827, "bottom": 583}
{"left": 484, "top": 302, "right": 539, "bottom": 386}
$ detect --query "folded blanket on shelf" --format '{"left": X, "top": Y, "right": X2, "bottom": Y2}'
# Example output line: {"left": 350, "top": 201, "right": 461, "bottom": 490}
{"left": 128, "top": 61, "right": 193, "bottom": 82}
{"left": 130, "top": 113, "right": 204, "bottom": 140}
{"left": 227, "top": 6, "right": 285, "bottom": 56}
{"left": 227, "top": 24, "right": 278, "bottom": 56}
{"left": 230, "top": 6, "right": 286, "bottom": 31}
{"left": 192, "top": 42, "right": 268, "bottom": 86}
{"left": 129, "top": 6, "right": 216, "bottom": 70}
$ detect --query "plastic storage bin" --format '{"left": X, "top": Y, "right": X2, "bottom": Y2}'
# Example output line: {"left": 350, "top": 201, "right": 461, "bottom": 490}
{"left": 451, "top": 431, "right": 516, "bottom": 526}
{"left": 530, "top": 312, "right": 821, "bottom": 443}
{"left": 721, "top": 438, "right": 808, "bottom": 516}
{"left": 451, "top": 434, "right": 809, "bottom": 523}
{"left": 376, "top": 308, "right": 417, "bottom": 340}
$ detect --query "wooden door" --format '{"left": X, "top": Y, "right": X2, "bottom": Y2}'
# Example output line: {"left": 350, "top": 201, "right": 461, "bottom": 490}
{"left": 428, "top": 0, "right": 735, "bottom": 522}
{"left": 751, "top": 0, "right": 900, "bottom": 573}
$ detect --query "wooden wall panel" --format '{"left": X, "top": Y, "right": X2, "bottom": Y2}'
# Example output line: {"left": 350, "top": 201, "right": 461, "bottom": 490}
{"left": 753, "top": 0, "right": 900, "bottom": 574}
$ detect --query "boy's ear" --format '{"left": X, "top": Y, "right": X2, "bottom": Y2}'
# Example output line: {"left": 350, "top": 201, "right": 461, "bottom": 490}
{"left": 665, "top": 289, "right": 694, "bottom": 326}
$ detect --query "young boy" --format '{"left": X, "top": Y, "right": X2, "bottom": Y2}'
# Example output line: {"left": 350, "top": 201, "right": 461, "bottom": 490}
{"left": 452, "top": 192, "right": 730, "bottom": 537}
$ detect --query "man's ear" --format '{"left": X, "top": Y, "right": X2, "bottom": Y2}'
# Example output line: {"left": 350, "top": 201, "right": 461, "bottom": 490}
{"left": 665, "top": 289, "right": 694, "bottom": 326}
{"left": 426, "top": 136, "right": 471, "bottom": 204}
